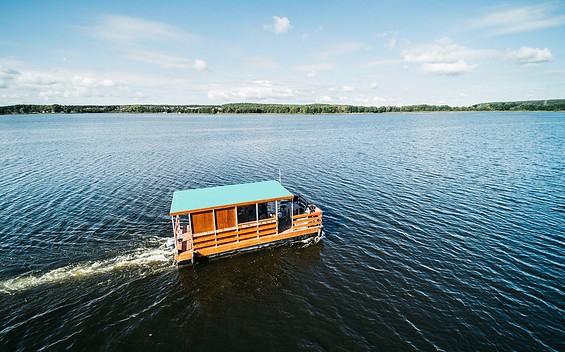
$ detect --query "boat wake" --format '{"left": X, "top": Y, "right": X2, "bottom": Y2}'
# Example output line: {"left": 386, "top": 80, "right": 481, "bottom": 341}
{"left": 295, "top": 231, "right": 325, "bottom": 248}
{"left": 0, "top": 237, "right": 175, "bottom": 294}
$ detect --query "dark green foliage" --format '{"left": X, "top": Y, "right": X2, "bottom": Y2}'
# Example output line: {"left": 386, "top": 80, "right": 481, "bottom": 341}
{"left": 1, "top": 100, "right": 564, "bottom": 115}
{"left": 469, "top": 99, "right": 565, "bottom": 111}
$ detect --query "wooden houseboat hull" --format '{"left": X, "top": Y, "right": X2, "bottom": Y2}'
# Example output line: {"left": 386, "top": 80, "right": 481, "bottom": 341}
{"left": 176, "top": 228, "right": 322, "bottom": 265}
{"left": 170, "top": 180, "right": 323, "bottom": 265}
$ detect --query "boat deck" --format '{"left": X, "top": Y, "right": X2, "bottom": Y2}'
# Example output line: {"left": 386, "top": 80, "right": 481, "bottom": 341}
{"left": 174, "top": 199, "right": 322, "bottom": 264}
{"left": 170, "top": 181, "right": 322, "bottom": 265}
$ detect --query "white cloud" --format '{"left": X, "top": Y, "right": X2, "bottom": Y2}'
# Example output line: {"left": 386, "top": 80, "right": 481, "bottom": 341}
{"left": 0, "top": 66, "right": 20, "bottom": 79}
{"left": 0, "top": 61, "right": 131, "bottom": 103}
{"left": 404, "top": 37, "right": 490, "bottom": 63}
{"left": 403, "top": 37, "right": 492, "bottom": 75}
{"left": 294, "top": 62, "right": 337, "bottom": 77}
{"left": 1, "top": 62, "right": 64, "bottom": 96}
{"left": 246, "top": 56, "right": 279, "bottom": 69}
{"left": 84, "top": 15, "right": 206, "bottom": 71}
{"left": 71, "top": 75, "right": 114, "bottom": 87}
{"left": 208, "top": 80, "right": 297, "bottom": 101}
{"left": 264, "top": 16, "right": 292, "bottom": 34}
{"left": 361, "top": 60, "right": 397, "bottom": 68}
{"left": 315, "top": 92, "right": 383, "bottom": 105}
{"left": 87, "top": 14, "right": 197, "bottom": 44}
{"left": 318, "top": 42, "right": 362, "bottom": 59}
{"left": 506, "top": 47, "right": 553, "bottom": 65}
{"left": 0, "top": 58, "right": 215, "bottom": 104}
{"left": 369, "top": 82, "right": 378, "bottom": 89}
{"left": 386, "top": 37, "right": 397, "bottom": 48}
{"left": 0, "top": 65, "right": 20, "bottom": 88}
{"left": 117, "top": 47, "right": 195, "bottom": 69}
{"left": 16, "top": 72, "right": 60, "bottom": 87}
{"left": 342, "top": 85, "right": 354, "bottom": 92}
{"left": 420, "top": 60, "right": 477, "bottom": 75}
{"left": 471, "top": 3, "right": 565, "bottom": 35}
{"left": 33, "top": 72, "right": 117, "bottom": 100}
{"left": 193, "top": 59, "right": 207, "bottom": 71}
{"left": 379, "top": 31, "right": 400, "bottom": 48}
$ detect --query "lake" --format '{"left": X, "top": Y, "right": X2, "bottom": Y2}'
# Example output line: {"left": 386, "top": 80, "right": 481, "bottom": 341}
{"left": 0, "top": 112, "right": 563, "bottom": 351}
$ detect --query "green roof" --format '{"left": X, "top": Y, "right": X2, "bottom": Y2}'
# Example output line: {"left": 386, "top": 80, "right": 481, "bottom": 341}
{"left": 170, "top": 180, "right": 294, "bottom": 215}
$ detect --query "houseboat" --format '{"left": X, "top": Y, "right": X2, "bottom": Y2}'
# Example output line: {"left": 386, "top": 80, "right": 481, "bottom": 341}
{"left": 170, "top": 180, "right": 323, "bottom": 264}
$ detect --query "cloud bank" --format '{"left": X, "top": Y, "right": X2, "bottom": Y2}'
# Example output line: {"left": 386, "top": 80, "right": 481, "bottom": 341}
{"left": 403, "top": 37, "right": 491, "bottom": 75}
{"left": 506, "top": 47, "right": 553, "bottom": 66}
{"left": 264, "top": 16, "right": 292, "bottom": 34}
{"left": 471, "top": 3, "right": 565, "bottom": 35}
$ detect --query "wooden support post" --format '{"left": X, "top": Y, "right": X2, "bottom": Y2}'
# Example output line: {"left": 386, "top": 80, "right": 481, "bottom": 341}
{"left": 189, "top": 213, "right": 193, "bottom": 235}
{"left": 256, "top": 203, "right": 259, "bottom": 238}
{"left": 187, "top": 214, "right": 191, "bottom": 234}
{"left": 213, "top": 209, "right": 217, "bottom": 246}
{"left": 171, "top": 216, "right": 177, "bottom": 252}
{"left": 235, "top": 206, "right": 239, "bottom": 242}
{"left": 291, "top": 200, "right": 294, "bottom": 230}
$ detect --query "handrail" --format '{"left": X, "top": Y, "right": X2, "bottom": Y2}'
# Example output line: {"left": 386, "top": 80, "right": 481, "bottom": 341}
{"left": 173, "top": 219, "right": 193, "bottom": 256}
{"left": 291, "top": 211, "right": 322, "bottom": 232}
{"left": 175, "top": 198, "right": 322, "bottom": 262}
{"left": 191, "top": 217, "right": 278, "bottom": 250}
{"left": 292, "top": 211, "right": 322, "bottom": 220}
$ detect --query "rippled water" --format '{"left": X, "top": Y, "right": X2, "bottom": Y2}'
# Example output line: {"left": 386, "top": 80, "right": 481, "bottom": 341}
{"left": 0, "top": 112, "right": 563, "bottom": 351}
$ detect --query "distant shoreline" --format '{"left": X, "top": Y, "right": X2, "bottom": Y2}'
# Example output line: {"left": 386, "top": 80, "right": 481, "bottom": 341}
{"left": 1, "top": 100, "right": 564, "bottom": 115}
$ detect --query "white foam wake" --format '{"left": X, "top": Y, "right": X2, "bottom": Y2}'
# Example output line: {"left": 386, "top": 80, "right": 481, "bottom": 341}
{"left": 296, "top": 230, "right": 325, "bottom": 248}
{"left": 0, "top": 238, "right": 175, "bottom": 294}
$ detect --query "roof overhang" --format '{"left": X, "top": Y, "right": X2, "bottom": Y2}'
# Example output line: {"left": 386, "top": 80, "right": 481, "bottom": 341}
{"left": 170, "top": 180, "right": 294, "bottom": 216}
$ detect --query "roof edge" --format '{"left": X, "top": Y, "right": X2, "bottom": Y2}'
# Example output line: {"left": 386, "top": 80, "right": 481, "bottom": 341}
{"left": 169, "top": 180, "right": 294, "bottom": 215}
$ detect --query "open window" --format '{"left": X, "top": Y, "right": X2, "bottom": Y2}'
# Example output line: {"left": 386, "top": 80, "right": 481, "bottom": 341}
{"left": 237, "top": 204, "right": 257, "bottom": 224}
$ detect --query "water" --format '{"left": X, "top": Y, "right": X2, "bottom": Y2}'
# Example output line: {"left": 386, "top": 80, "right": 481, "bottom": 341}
{"left": 0, "top": 112, "right": 563, "bottom": 351}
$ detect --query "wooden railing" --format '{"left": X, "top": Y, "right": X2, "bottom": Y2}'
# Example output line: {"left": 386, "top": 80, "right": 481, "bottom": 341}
{"left": 175, "top": 208, "right": 323, "bottom": 262}
{"left": 191, "top": 218, "right": 278, "bottom": 251}
{"left": 174, "top": 219, "right": 193, "bottom": 254}
{"left": 292, "top": 211, "right": 322, "bottom": 232}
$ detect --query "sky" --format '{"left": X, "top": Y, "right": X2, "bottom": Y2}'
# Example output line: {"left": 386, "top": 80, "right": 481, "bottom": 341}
{"left": 1, "top": 0, "right": 564, "bottom": 106}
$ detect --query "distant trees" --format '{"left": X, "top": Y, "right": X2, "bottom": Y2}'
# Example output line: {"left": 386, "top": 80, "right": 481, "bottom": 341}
{"left": 0, "top": 100, "right": 564, "bottom": 115}
{"left": 469, "top": 100, "right": 565, "bottom": 111}
{"left": 0, "top": 104, "right": 221, "bottom": 115}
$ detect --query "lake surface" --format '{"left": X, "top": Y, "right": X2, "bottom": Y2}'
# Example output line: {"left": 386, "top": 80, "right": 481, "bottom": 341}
{"left": 0, "top": 112, "right": 563, "bottom": 351}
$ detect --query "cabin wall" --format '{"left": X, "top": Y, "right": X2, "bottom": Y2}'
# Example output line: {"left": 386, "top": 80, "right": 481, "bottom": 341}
{"left": 191, "top": 210, "right": 214, "bottom": 234}
{"left": 173, "top": 196, "right": 323, "bottom": 264}
{"left": 215, "top": 207, "right": 236, "bottom": 230}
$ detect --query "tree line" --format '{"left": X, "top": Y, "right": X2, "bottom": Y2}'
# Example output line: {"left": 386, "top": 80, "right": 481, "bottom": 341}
{"left": 1, "top": 100, "right": 564, "bottom": 115}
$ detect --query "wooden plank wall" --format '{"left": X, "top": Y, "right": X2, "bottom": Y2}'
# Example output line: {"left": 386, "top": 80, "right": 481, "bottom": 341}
{"left": 215, "top": 207, "right": 236, "bottom": 230}
{"left": 191, "top": 210, "right": 214, "bottom": 234}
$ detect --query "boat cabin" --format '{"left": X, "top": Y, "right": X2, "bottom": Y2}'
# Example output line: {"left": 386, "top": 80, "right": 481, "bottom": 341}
{"left": 170, "top": 180, "right": 323, "bottom": 264}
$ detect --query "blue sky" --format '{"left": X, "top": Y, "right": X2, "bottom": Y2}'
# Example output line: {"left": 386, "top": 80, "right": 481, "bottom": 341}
{"left": 1, "top": 0, "right": 564, "bottom": 106}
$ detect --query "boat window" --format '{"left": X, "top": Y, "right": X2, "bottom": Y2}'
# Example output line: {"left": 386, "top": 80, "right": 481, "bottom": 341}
{"left": 237, "top": 204, "right": 256, "bottom": 224}
{"left": 279, "top": 200, "right": 291, "bottom": 220}
{"left": 258, "top": 201, "right": 276, "bottom": 220}
{"left": 177, "top": 214, "right": 190, "bottom": 233}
